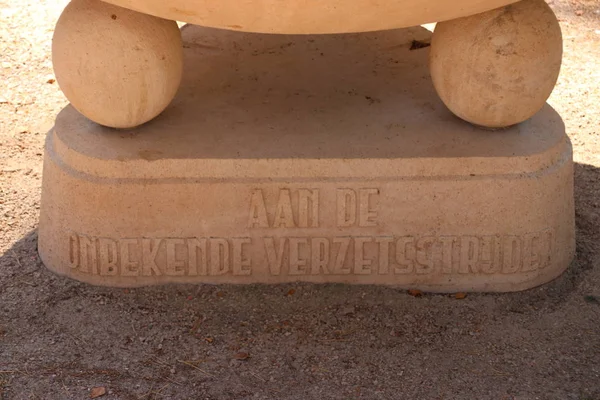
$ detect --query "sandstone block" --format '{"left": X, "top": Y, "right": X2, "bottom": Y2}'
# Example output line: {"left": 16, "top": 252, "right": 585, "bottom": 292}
{"left": 39, "top": 27, "right": 575, "bottom": 291}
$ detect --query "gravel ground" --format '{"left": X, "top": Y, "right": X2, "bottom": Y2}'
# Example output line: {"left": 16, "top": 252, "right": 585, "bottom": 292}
{"left": 1, "top": 1, "right": 599, "bottom": 399}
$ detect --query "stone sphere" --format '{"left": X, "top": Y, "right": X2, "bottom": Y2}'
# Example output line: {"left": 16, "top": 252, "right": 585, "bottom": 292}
{"left": 429, "top": 0, "right": 562, "bottom": 128}
{"left": 52, "top": 0, "right": 183, "bottom": 129}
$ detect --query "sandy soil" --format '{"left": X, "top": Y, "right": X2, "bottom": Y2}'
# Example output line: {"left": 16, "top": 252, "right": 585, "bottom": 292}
{"left": 1, "top": 1, "right": 599, "bottom": 399}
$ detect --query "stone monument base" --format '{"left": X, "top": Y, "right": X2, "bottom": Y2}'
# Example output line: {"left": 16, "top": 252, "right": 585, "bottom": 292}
{"left": 38, "top": 26, "right": 575, "bottom": 291}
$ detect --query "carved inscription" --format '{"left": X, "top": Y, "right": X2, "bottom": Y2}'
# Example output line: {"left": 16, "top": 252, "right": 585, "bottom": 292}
{"left": 248, "top": 188, "right": 379, "bottom": 228}
{"left": 67, "top": 231, "right": 554, "bottom": 277}
{"left": 248, "top": 189, "right": 319, "bottom": 228}
{"left": 336, "top": 188, "right": 379, "bottom": 227}
{"left": 69, "top": 236, "right": 253, "bottom": 277}
{"left": 68, "top": 188, "right": 555, "bottom": 278}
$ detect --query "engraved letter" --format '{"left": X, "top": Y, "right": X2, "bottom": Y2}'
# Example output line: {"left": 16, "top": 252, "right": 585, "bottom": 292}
{"left": 502, "top": 236, "right": 522, "bottom": 274}
{"left": 273, "top": 189, "right": 296, "bottom": 228}
{"left": 354, "top": 237, "right": 373, "bottom": 275}
{"left": 332, "top": 237, "right": 351, "bottom": 274}
{"left": 376, "top": 237, "right": 393, "bottom": 274}
{"left": 98, "top": 238, "right": 118, "bottom": 276}
{"left": 358, "top": 189, "right": 379, "bottom": 227}
{"left": 232, "top": 238, "right": 252, "bottom": 276}
{"left": 336, "top": 189, "right": 356, "bottom": 227}
{"left": 166, "top": 239, "right": 185, "bottom": 276}
{"left": 439, "top": 236, "right": 456, "bottom": 274}
{"left": 459, "top": 236, "right": 480, "bottom": 274}
{"left": 298, "top": 189, "right": 319, "bottom": 228}
{"left": 289, "top": 237, "right": 308, "bottom": 275}
{"left": 264, "top": 237, "right": 286, "bottom": 276}
{"left": 416, "top": 236, "right": 435, "bottom": 274}
{"left": 210, "top": 238, "right": 230, "bottom": 275}
{"left": 68, "top": 234, "right": 80, "bottom": 269}
{"left": 248, "top": 189, "right": 269, "bottom": 228}
{"left": 479, "top": 236, "right": 502, "bottom": 274}
{"left": 538, "top": 230, "right": 553, "bottom": 269}
{"left": 120, "top": 238, "right": 140, "bottom": 276}
{"left": 142, "top": 238, "right": 162, "bottom": 276}
{"left": 79, "top": 235, "right": 97, "bottom": 274}
{"left": 311, "top": 238, "right": 330, "bottom": 275}
{"left": 522, "top": 233, "right": 541, "bottom": 272}
{"left": 395, "top": 237, "right": 415, "bottom": 274}
{"left": 187, "top": 238, "right": 207, "bottom": 276}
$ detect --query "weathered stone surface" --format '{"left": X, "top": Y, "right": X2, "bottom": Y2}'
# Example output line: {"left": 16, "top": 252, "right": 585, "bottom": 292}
{"left": 430, "top": 0, "right": 563, "bottom": 128}
{"left": 38, "top": 27, "right": 575, "bottom": 291}
{"left": 100, "top": 0, "right": 519, "bottom": 34}
{"left": 52, "top": 0, "right": 183, "bottom": 128}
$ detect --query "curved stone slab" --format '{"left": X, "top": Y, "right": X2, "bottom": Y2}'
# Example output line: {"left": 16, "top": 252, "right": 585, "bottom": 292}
{"left": 38, "top": 27, "right": 575, "bottom": 291}
{"left": 101, "top": 0, "right": 519, "bottom": 33}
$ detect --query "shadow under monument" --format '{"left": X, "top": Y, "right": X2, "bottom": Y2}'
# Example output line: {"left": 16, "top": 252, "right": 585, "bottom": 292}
{"left": 1, "top": 25, "right": 599, "bottom": 399}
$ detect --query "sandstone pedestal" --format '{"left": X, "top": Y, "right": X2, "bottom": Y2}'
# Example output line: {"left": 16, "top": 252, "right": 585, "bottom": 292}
{"left": 38, "top": 26, "right": 575, "bottom": 292}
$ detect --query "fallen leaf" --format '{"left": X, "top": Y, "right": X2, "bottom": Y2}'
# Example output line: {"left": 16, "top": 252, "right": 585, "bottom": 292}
{"left": 216, "top": 291, "right": 225, "bottom": 297}
{"left": 234, "top": 352, "right": 250, "bottom": 360}
{"left": 90, "top": 387, "right": 106, "bottom": 398}
{"left": 455, "top": 292, "right": 467, "bottom": 300}
{"left": 47, "top": 78, "right": 56, "bottom": 84}
{"left": 286, "top": 288, "right": 296, "bottom": 296}
{"left": 204, "top": 336, "right": 214, "bottom": 343}
{"left": 407, "top": 289, "right": 423, "bottom": 297}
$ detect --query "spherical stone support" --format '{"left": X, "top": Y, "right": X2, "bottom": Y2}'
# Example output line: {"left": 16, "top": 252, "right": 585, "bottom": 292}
{"left": 429, "top": 0, "right": 563, "bottom": 129}
{"left": 52, "top": 0, "right": 183, "bottom": 129}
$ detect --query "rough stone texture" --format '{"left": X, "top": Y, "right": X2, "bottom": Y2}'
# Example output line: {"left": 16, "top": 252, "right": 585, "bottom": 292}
{"left": 100, "top": 0, "right": 519, "bottom": 34}
{"left": 430, "top": 0, "right": 563, "bottom": 128}
{"left": 38, "top": 26, "right": 575, "bottom": 292}
{"left": 52, "top": 0, "right": 183, "bottom": 128}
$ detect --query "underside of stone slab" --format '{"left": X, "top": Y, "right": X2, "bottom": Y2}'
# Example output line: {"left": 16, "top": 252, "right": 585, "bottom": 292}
{"left": 38, "top": 27, "right": 575, "bottom": 291}
{"left": 100, "top": 0, "right": 519, "bottom": 33}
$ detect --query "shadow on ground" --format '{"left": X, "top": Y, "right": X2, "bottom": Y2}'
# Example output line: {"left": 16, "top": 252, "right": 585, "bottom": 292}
{"left": 0, "top": 162, "right": 598, "bottom": 400}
